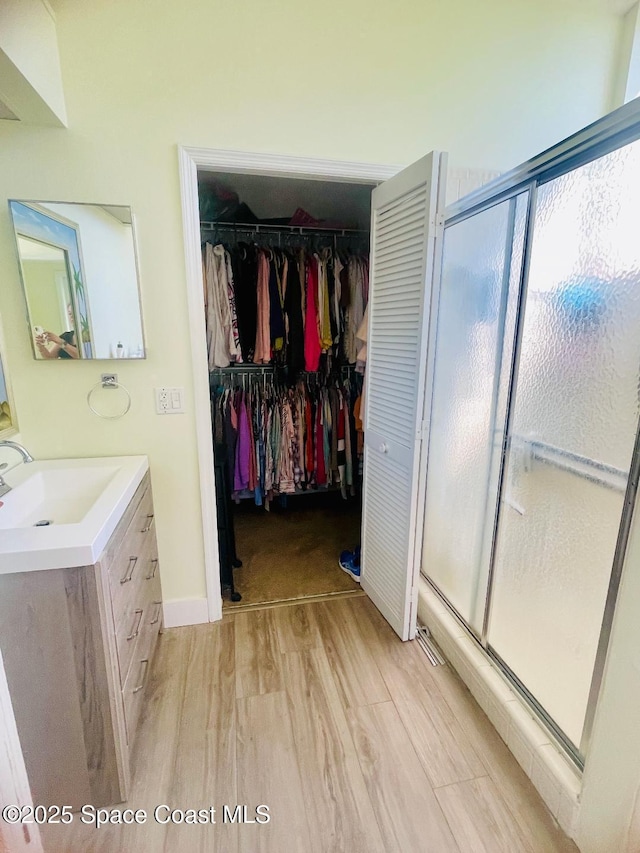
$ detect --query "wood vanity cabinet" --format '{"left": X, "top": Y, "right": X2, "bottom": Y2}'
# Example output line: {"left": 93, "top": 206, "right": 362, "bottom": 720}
{"left": 0, "top": 471, "right": 162, "bottom": 810}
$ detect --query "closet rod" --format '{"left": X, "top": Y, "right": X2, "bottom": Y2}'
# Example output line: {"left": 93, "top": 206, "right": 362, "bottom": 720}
{"left": 200, "top": 220, "right": 369, "bottom": 237}
{"left": 212, "top": 365, "right": 272, "bottom": 372}
{"left": 210, "top": 364, "right": 356, "bottom": 374}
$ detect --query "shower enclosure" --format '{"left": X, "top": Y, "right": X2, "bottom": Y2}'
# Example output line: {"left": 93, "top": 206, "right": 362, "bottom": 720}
{"left": 421, "top": 103, "right": 640, "bottom": 767}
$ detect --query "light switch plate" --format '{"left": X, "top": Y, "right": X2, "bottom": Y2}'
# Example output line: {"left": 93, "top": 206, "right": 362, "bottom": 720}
{"left": 155, "top": 387, "right": 185, "bottom": 414}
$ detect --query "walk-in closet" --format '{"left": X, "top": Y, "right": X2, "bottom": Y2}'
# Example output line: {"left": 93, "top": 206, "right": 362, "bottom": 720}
{"left": 198, "top": 171, "right": 376, "bottom": 608}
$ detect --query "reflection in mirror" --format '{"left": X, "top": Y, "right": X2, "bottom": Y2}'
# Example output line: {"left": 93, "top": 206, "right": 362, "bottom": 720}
{"left": 9, "top": 201, "right": 146, "bottom": 360}
{"left": 0, "top": 351, "right": 14, "bottom": 434}
{"left": 17, "top": 236, "right": 80, "bottom": 359}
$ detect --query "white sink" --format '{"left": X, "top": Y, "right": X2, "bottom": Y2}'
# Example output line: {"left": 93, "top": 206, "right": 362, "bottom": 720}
{"left": 0, "top": 456, "right": 149, "bottom": 573}
{"left": 0, "top": 466, "right": 120, "bottom": 528}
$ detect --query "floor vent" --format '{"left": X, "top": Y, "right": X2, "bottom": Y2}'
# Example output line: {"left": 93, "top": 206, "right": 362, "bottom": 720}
{"left": 416, "top": 624, "right": 445, "bottom": 666}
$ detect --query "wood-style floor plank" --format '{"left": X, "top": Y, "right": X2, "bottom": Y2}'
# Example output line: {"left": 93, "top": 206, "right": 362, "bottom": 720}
{"left": 354, "top": 597, "right": 488, "bottom": 787}
{"left": 234, "top": 609, "right": 283, "bottom": 699}
{"left": 384, "top": 660, "right": 489, "bottom": 789}
{"left": 436, "top": 776, "right": 535, "bottom": 853}
{"left": 315, "top": 598, "right": 390, "bottom": 707}
{"left": 429, "top": 664, "right": 578, "bottom": 852}
{"left": 236, "top": 691, "right": 312, "bottom": 853}
{"left": 163, "top": 620, "right": 237, "bottom": 853}
{"left": 282, "top": 647, "right": 386, "bottom": 853}
{"left": 272, "top": 602, "right": 321, "bottom": 653}
{"left": 348, "top": 701, "right": 460, "bottom": 852}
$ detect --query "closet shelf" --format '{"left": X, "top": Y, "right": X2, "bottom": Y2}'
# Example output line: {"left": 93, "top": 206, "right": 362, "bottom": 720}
{"left": 201, "top": 220, "right": 369, "bottom": 237}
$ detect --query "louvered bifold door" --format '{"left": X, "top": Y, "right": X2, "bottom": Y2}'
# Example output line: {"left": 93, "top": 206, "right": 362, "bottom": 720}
{"left": 361, "top": 152, "right": 444, "bottom": 640}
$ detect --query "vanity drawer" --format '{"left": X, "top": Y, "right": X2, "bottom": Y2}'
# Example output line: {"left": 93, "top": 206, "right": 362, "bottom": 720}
{"left": 114, "top": 538, "right": 160, "bottom": 632}
{"left": 101, "top": 473, "right": 150, "bottom": 568}
{"left": 115, "top": 597, "right": 162, "bottom": 689}
{"left": 107, "top": 485, "right": 155, "bottom": 615}
{"left": 114, "top": 547, "right": 163, "bottom": 686}
{"left": 122, "top": 604, "right": 162, "bottom": 745}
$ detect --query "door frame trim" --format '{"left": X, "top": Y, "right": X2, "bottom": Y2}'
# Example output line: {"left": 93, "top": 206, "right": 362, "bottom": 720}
{"left": 177, "top": 146, "right": 401, "bottom": 621}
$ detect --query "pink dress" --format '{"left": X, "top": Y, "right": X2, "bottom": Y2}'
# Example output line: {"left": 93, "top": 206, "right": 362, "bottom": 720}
{"left": 304, "top": 256, "right": 322, "bottom": 371}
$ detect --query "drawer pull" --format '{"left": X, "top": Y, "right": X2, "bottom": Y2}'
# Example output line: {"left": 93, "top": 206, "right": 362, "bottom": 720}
{"left": 127, "top": 609, "right": 144, "bottom": 641}
{"left": 141, "top": 514, "right": 154, "bottom": 533}
{"left": 150, "top": 601, "right": 162, "bottom": 625}
{"left": 120, "top": 556, "right": 138, "bottom": 584}
{"left": 146, "top": 558, "right": 159, "bottom": 580}
{"left": 132, "top": 659, "right": 149, "bottom": 693}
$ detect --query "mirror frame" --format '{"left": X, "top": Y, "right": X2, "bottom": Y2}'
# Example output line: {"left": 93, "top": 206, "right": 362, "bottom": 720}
{"left": 8, "top": 200, "right": 147, "bottom": 361}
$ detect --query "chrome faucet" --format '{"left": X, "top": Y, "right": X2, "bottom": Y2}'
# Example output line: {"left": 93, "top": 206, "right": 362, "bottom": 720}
{"left": 0, "top": 441, "right": 34, "bottom": 464}
{"left": 0, "top": 442, "right": 34, "bottom": 498}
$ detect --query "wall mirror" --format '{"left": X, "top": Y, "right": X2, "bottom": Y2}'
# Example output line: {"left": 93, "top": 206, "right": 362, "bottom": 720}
{"left": 9, "top": 201, "right": 146, "bottom": 360}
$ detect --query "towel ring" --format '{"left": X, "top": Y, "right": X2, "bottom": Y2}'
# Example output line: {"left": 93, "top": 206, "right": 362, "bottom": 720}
{"left": 87, "top": 375, "right": 132, "bottom": 420}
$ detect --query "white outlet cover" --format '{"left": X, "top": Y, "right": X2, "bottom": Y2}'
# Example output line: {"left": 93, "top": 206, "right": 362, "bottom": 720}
{"left": 155, "top": 387, "right": 185, "bottom": 414}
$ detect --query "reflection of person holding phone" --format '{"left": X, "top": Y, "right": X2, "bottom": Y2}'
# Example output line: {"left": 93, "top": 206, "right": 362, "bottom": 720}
{"left": 35, "top": 330, "right": 79, "bottom": 359}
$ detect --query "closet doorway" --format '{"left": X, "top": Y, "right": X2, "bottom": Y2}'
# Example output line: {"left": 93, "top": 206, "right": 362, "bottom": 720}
{"left": 179, "top": 153, "right": 397, "bottom": 615}
{"left": 201, "top": 169, "right": 375, "bottom": 609}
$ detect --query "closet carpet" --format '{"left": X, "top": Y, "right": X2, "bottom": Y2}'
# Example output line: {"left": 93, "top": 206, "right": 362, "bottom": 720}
{"left": 227, "top": 493, "right": 362, "bottom": 607}
{"left": 41, "top": 596, "right": 577, "bottom": 853}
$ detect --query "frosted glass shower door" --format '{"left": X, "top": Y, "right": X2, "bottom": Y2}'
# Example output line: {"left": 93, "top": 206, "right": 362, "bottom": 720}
{"left": 421, "top": 194, "right": 528, "bottom": 632}
{"left": 487, "top": 140, "right": 640, "bottom": 751}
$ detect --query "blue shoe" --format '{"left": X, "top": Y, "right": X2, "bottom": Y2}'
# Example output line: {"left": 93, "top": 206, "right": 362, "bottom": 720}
{"left": 339, "top": 550, "right": 361, "bottom": 583}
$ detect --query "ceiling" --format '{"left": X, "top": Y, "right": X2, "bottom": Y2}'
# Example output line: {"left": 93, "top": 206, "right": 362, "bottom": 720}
{"left": 99, "top": 205, "right": 133, "bottom": 225}
{"left": 0, "top": 99, "right": 18, "bottom": 121}
{"left": 17, "top": 235, "right": 65, "bottom": 262}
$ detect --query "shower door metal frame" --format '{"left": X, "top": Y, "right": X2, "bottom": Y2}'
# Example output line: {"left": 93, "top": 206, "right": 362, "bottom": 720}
{"left": 421, "top": 98, "right": 640, "bottom": 768}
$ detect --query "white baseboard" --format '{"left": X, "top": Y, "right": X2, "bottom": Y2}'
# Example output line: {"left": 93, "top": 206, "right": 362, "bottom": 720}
{"left": 163, "top": 597, "right": 210, "bottom": 628}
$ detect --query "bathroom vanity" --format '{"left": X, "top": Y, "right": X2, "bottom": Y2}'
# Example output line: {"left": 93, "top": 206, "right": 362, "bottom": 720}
{"left": 0, "top": 458, "right": 162, "bottom": 809}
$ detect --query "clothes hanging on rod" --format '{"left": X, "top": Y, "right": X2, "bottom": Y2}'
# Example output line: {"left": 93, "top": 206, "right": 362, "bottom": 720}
{"left": 203, "top": 242, "right": 239, "bottom": 369}
{"left": 203, "top": 234, "right": 369, "bottom": 372}
{"left": 211, "top": 370, "right": 363, "bottom": 506}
